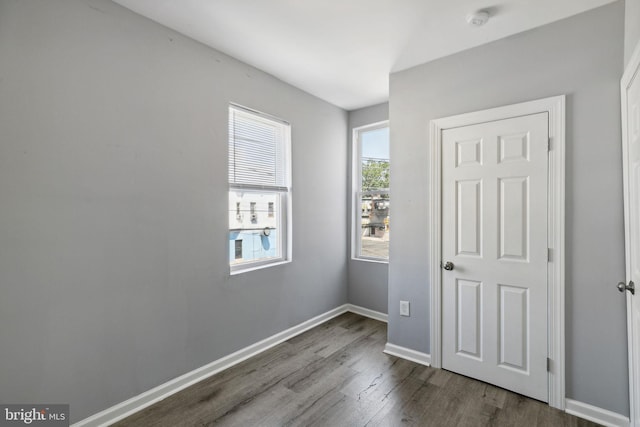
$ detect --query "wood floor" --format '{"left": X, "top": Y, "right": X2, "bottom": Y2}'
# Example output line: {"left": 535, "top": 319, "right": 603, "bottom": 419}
{"left": 115, "top": 313, "right": 598, "bottom": 427}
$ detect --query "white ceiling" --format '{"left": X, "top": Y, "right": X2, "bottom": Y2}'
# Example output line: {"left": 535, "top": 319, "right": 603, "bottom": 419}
{"left": 112, "top": 0, "right": 616, "bottom": 110}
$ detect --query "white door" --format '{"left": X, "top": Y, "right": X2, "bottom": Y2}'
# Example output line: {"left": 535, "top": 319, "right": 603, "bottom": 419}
{"left": 622, "top": 45, "right": 640, "bottom": 427}
{"left": 441, "top": 113, "right": 549, "bottom": 401}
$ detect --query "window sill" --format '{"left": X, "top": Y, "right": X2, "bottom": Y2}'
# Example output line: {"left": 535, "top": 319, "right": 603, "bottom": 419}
{"left": 230, "top": 259, "right": 291, "bottom": 275}
{"left": 351, "top": 257, "right": 389, "bottom": 265}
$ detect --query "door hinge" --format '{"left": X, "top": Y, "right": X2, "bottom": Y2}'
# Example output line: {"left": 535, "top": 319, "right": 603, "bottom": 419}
{"left": 547, "top": 357, "right": 551, "bottom": 372}
{"left": 548, "top": 248, "right": 552, "bottom": 262}
{"left": 547, "top": 137, "right": 551, "bottom": 151}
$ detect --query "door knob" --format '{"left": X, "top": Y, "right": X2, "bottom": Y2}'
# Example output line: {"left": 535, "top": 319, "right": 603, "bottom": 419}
{"left": 442, "top": 261, "right": 454, "bottom": 271}
{"left": 617, "top": 281, "right": 635, "bottom": 295}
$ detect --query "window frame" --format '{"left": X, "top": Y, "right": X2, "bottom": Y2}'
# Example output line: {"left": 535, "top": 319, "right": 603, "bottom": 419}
{"left": 228, "top": 104, "right": 292, "bottom": 274}
{"left": 352, "top": 120, "right": 390, "bottom": 263}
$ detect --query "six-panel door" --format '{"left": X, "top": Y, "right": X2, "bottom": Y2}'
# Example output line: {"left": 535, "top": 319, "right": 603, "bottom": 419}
{"left": 441, "top": 113, "right": 549, "bottom": 402}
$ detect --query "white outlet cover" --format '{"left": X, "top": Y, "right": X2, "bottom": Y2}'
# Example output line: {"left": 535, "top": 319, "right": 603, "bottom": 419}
{"left": 400, "top": 301, "right": 410, "bottom": 316}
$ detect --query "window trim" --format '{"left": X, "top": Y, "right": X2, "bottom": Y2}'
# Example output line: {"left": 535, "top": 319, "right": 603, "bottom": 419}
{"left": 351, "top": 120, "right": 390, "bottom": 263}
{"left": 228, "top": 104, "right": 292, "bottom": 274}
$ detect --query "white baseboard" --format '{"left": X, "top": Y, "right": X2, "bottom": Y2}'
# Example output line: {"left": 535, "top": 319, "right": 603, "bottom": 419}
{"left": 383, "top": 342, "right": 431, "bottom": 366}
{"left": 346, "top": 304, "right": 388, "bottom": 323}
{"left": 565, "top": 399, "right": 629, "bottom": 427}
{"left": 73, "top": 303, "right": 388, "bottom": 426}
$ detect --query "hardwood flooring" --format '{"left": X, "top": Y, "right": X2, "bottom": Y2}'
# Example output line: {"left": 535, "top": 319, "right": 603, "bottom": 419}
{"left": 114, "top": 313, "right": 598, "bottom": 426}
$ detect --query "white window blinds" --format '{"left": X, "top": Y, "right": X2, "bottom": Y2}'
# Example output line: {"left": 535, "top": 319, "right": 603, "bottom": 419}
{"left": 228, "top": 106, "right": 288, "bottom": 190}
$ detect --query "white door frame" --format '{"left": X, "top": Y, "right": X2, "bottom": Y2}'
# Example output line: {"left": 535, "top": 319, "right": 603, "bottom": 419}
{"left": 621, "top": 40, "right": 640, "bottom": 427}
{"left": 428, "top": 95, "right": 566, "bottom": 410}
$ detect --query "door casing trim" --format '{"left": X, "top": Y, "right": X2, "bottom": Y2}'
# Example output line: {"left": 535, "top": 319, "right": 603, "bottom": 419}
{"left": 428, "top": 95, "right": 566, "bottom": 409}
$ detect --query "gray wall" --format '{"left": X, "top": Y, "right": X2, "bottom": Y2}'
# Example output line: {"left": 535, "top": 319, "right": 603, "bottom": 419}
{"left": 0, "top": 0, "right": 348, "bottom": 422}
{"left": 347, "top": 103, "right": 389, "bottom": 314}
{"left": 626, "top": 0, "right": 640, "bottom": 65}
{"left": 388, "top": 2, "right": 628, "bottom": 415}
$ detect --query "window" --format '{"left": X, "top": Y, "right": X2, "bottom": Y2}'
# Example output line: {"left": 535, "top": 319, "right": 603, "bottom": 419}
{"left": 228, "top": 104, "right": 291, "bottom": 272}
{"left": 353, "top": 121, "right": 390, "bottom": 261}
{"left": 250, "top": 202, "right": 257, "bottom": 223}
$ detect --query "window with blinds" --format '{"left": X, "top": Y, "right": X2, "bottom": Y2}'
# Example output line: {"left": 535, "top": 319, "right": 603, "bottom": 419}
{"left": 228, "top": 105, "right": 291, "bottom": 273}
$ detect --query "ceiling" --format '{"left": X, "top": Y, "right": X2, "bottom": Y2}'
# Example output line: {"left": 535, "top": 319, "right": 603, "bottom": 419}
{"left": 112, "top": 0, "right": 616, "bottom": 111}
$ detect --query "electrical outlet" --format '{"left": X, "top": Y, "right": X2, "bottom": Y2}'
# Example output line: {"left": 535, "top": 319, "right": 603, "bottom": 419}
{"left": 400, "top": 300, "right": 410, "bottom": 317}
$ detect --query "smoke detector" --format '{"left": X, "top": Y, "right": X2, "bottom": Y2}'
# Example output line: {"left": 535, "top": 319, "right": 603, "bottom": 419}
{"left": 466, "top": 10, "right": 490, "bottom": 26}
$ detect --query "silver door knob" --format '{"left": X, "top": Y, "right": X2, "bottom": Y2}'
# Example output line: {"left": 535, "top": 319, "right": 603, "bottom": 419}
{"left": 442, "top": 261, "right": 454, "bottom": 271}
{"left": 617, "top": 281, "right": 635, "bottom": 295}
